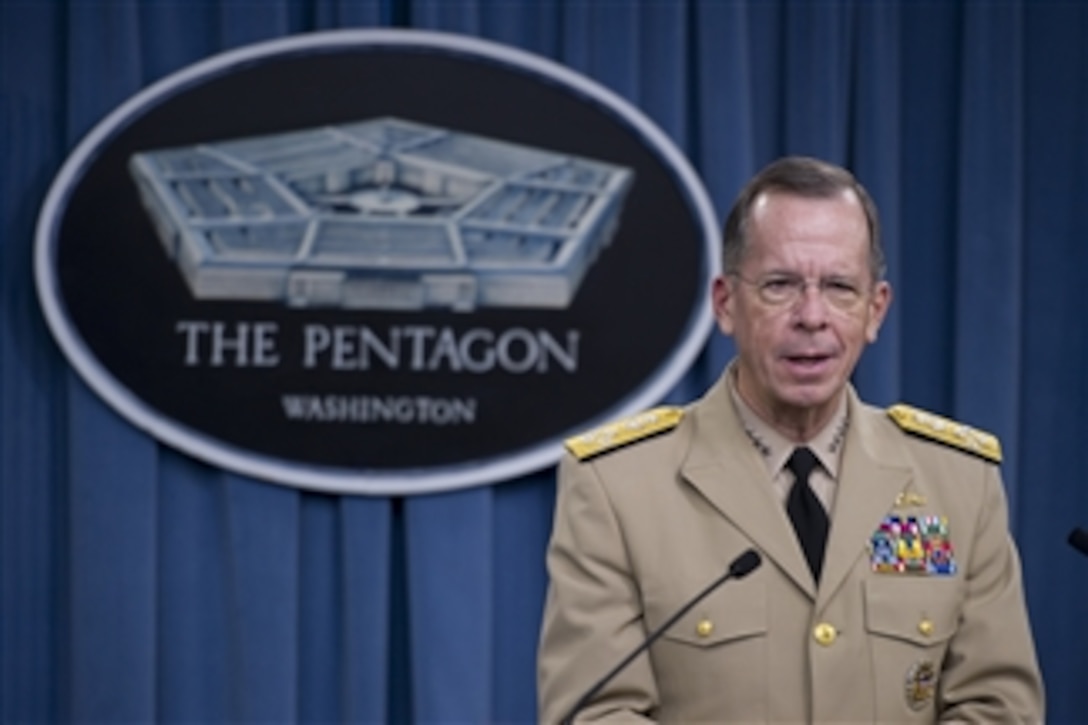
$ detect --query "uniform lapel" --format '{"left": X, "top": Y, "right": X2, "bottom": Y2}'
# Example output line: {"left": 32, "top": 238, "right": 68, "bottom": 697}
{"left": 679, "top": 376, "right": 817, "bottom": 598}
{"left": 814, "top": 391, "right": 912, "bottom": 614}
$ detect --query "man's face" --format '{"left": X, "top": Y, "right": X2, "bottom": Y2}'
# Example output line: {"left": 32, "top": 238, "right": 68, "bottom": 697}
{"left": 712, "top": 189, "right": 891, "bottom": 427}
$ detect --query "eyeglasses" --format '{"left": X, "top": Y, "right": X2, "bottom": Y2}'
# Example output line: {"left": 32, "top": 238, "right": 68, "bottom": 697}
{"left": 730, "top": 272, "right": 869, "bottom": 311}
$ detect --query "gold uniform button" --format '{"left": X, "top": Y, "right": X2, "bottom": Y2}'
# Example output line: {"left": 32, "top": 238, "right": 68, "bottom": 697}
{"left": 813, "top": 623, "right": 837, "bottom": 646}
{"left": 696, "top": 619, "right": 714, "bottom": 638}
{"left": 918, "top": 619, "right": 934, "bottom": 637}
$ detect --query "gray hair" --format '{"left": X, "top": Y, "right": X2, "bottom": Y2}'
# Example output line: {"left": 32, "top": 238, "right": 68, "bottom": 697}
{"left": 721, "top": 156, "right": 886, "bottom": 281}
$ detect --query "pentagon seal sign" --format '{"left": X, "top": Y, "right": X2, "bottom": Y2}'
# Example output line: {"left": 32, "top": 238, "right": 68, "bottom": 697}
{"left": 35, "top": 29, "right": 718, "bottom": 495}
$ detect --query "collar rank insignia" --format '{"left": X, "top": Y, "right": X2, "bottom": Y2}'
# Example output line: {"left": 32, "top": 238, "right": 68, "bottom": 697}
{"left": 870, "top": 515, "right": 957, "bottom": 575}
{"left": 887, "top": 404, "right": 1002, "bottom": 463}
{"left": 564, "top": 407, "right": 683, "bottom": 461}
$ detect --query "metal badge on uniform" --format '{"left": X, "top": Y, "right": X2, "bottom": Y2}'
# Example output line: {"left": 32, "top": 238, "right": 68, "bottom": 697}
{"left": 904, "top": 660, "right": 938, "bottom": 710}
{"left": 870, "top": 515, "right": 957, "bottom": 575}
{"left": 895, "top": 491, "right": 927, "bottom": 508}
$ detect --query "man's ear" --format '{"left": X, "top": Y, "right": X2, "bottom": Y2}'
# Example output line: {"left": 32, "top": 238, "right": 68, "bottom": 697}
{"left": 712, "top": 275, "right": 735, "bottom": 335}
{"left": 865, "top": 280, "right": 893, "bottom": 343}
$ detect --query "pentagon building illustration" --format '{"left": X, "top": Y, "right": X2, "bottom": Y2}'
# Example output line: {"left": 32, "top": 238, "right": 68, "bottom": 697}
{"left": 128, "top": 117, "right": 634, "bottom": 311}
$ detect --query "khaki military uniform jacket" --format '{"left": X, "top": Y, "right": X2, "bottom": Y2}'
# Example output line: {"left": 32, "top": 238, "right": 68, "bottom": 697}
{"left": 537, "top": 372, "right": 1044, "bottom": 723}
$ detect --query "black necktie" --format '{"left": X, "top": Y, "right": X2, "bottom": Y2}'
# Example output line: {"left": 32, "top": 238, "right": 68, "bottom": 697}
{"left": 786, "top": 447, "right": 829, "bottom": 582}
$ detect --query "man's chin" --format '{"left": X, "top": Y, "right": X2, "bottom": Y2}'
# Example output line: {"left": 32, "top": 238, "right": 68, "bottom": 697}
{"left": 777, "top": 380, "right": 841, "bottom": 410}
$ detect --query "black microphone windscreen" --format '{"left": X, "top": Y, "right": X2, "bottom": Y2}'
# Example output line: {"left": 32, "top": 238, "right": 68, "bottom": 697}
{"left": 1069, "top": 527, "right": 1088, "bottom": 557}
{"left": 728, "top": 549, "right": 762, "bottom": 578}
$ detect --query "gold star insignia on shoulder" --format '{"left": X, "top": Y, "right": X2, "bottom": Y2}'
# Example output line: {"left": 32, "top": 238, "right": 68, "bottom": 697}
{"left": 564, "top": 407, "right": 684, "bottom": 461}
{"left": 887, "top": 404, "right": 1002, "bottom": 463}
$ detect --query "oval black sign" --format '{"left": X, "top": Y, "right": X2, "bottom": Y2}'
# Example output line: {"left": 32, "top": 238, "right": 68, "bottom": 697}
{"left": 35, "top": 29, "right": 718, "bottom": 495}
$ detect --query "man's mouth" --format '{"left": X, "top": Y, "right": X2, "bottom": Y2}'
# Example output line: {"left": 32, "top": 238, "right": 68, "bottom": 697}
{"left": 782, "top": 352, "right": 835, "bottom": 371}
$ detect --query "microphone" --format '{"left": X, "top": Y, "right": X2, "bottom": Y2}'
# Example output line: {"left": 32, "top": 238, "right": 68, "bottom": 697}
{"left": 559, "top": 548, "right": 762, "bottom": 725}
{"left": 1069, "top": 527, "right": 1088, "bottom": 558}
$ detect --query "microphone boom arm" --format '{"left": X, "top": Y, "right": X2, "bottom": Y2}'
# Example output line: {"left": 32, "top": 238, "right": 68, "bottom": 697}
{"left": 559, "top": 549, "right": 761, "bottom": 725}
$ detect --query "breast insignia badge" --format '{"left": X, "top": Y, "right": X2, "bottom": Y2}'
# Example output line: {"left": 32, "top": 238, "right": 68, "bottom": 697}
{"left": 905, "top": 660, "right": 938, "bottom": 711}
{"left": 894, "top": 491, "right": 927, "bottom": 508}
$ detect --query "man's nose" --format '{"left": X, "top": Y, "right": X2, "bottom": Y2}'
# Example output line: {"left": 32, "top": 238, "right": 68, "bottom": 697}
{"left": 794, "top": 283, "right": 830, "bottom": 327}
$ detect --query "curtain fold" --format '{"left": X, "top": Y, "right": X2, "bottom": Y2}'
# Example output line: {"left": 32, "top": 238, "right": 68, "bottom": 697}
{"left": 3, "top": 1, "right": 1087, "bottom": 722}
{"left": 68, "top": 379, "right": 158, "bottom": 722}
{"left": 2, "top": 4, "right": 70, "bottom": 721}
{"left": 157, "top": 453, "right": 234, "bottom": 722}
{"left": 338, "top": 496, "right": 392, "bottom": 723}
{"left": 899, "top": 3, "right": 962, "bottom": 414}
{"left": 1018, "top": 6, "right": 1088, "bottom": 711}
{"left": 954, "top": 2, "right": 1025, "bottom": 514}
{"left": 405, "top": 488, "right": 494, "bottom": 722}
{"left": 219, "top": 475, "right": 301, "bottom": 722}
{"left": 847, "top": 0, "right": 902, "bottom": 405}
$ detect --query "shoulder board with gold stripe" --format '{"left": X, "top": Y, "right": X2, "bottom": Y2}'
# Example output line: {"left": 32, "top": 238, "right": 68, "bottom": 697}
{"left": 887, "top": 404, "right": 1002, "bottom": 463}
{"left": 564, "top": 407, "right": 684, "bottom": 461}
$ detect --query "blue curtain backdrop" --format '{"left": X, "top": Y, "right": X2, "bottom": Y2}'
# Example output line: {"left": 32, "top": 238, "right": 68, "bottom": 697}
{"left": 3, "top": 1, "right": 1087, "bottom": 722}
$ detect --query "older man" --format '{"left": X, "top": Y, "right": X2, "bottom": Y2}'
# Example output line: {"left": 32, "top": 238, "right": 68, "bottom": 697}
{"left": 538, "top": 157, "right": 1044, "bottom": 722}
